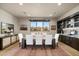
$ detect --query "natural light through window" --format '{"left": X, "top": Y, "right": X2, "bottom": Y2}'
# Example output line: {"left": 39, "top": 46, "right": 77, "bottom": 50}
{"left": 31, "top": 21, "right": 49, "bottom": 31}
{"left": 31, "top": 22, "right": 37, "bottom": 27}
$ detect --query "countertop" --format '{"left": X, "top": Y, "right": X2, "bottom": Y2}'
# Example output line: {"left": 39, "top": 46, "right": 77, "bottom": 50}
{"left": 60, "top": 34, "right": 79, "bottom": 39}
{"left": 0, "top": 34, "right": 18, "bottom": 38}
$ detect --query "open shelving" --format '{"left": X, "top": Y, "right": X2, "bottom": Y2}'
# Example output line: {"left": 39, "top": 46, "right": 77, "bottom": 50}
{"left": 57, "top": 12, "right": 79, "bottom": 34}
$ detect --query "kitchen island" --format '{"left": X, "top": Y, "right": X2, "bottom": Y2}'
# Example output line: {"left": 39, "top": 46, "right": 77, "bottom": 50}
{"left": 0, "top": 34, "right": 18, "bottom": 50}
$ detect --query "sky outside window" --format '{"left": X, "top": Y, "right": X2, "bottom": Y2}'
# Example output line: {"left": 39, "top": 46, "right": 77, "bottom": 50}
{"left": 31, "top": 22, "right": 37, "bottom": 27}
{"left": 31, "top": 21, "right": 49, "bottom": 27}
{"left": 37, "top": 22, "right": 43, "bottom": 27}
{"left": 43, "top": 22, "right": 49, "bottom": 27}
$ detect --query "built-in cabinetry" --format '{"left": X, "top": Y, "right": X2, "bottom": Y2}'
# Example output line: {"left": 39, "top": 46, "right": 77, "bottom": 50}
{"left": 59, "top": 35, "right": 79, "bottom": 51}
{"left": 57, "top": 12, "right": 79, "bottom": 34}
{"left": 3, "top": 37, "right": 11, "bottom": 48}
{"left": 11, "top": 35, "right": 17, "bottom": 44}
{"left": 0, "top": 34, "right": 18, "bottom": 50}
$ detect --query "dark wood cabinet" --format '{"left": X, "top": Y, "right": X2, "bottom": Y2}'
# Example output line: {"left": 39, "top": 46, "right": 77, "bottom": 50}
{"left": 59, "top": 35, "right": 79, "bottom": 51}
{"left": 0, "top": 34, "right": 18, "bottom": 50}
{"left": 71, "top": 38, "right": 79, "bottom": 51}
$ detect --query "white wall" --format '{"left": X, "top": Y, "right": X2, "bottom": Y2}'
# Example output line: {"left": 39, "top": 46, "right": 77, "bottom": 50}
{"left": 18, "top": 17, "right": 57, "bottom": 34}
{"left": 50, "top": 18, "right": 57, "bottom": 33}
{"left": 18, "top": 18, "right": 31, "bottom": 34}
{"left": 0, "top": 8, "right": 19, "bottom": 33}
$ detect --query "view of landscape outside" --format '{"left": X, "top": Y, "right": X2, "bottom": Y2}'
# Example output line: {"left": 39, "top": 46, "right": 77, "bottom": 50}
{"left": 31, "top": 21, "right": 49, "bottom": 31}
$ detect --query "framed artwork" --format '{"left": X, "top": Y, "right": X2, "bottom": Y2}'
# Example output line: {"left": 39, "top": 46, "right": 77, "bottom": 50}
{"left": 20, "top": 24, "right": 27, "bottom": 30}
{"left": 51, "top": 25, "right": 56, "bottom": 30}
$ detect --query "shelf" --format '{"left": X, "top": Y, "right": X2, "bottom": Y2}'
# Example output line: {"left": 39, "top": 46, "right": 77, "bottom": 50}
{"left": 57, "top": 12, "right": 79, "bottom": 33}
{"left": 74, "top": 22, "right": 79, "bottom": 27}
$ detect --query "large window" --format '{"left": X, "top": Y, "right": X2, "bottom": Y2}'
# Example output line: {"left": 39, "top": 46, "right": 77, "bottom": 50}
{"left": 31, "top": 22, "right": 37, "bottom": 27}
{"left": 31, "top": 21, "right": 49, "bottom": 31}
{"left": 31, "top": 22, "right": 37, "bottom": 31}
{"left": 43, "top": 22, "right": 49, "bottom": 31}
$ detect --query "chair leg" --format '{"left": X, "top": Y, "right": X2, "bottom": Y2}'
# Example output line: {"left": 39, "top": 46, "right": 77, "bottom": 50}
{"left": 32, "top": 44, "right": 35, "bottom": 49}
{"left": 41, "top": 44, "right": 44, "bottom": 49}
{"left": 26, "top": 44, "right": 27, "bottom": 49}
{"left": 57, "top": 43, "right": 58, "bottom": 47}
{"left": 19, "top": 42, "right": 21, "bottom": 47}
{"left": 43, "top": 43, "right": 46, "bottom": 49}
{"left": 52, "top": 39, "right": 56, "bottom": 49}
{"left": 42, "top": 39, "right": 45, "bottom": 49}
{"left": 33, "top": 39, "right": 36, "bottom": 49}
{"left": 43, "top": 44, "right": 45, "bottom": 48}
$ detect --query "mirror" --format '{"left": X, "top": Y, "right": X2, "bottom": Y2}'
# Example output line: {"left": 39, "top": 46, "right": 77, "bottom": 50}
{"left": 1, "top": 22, "right": 14, "bottom": 34}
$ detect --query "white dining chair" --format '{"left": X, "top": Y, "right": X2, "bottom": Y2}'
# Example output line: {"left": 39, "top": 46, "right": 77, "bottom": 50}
{"left": 55, "top": 34, "right": 60, "bottom": 47}
{"left": 18, "top": 33, "right": 23, "bottom": 47}
{"left": 45, "top": 35, "right": 53, "bottom": 45}
{"left": 26, "top": 35, "right": 33, "bottom": 45}
{"left": 42, "top": 32, "right": 47, "bottom": 36}
{"left": 35, "top": 35, "right": 43, "bottom": 45}
{"left": 31, "top": 32, "right": 38, "bottom": 36}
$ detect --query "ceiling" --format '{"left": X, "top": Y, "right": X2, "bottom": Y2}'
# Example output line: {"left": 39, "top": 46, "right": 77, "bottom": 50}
{"left": 0, "top": 3, "right": 79, "bottom": 18}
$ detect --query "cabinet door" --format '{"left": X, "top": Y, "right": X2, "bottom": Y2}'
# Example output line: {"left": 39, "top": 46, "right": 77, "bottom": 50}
{"left": 71, "top": 38, "right": 79, "bottom": 51}
{"left": 11, "top": 36, "right": 17, "bottom": 43}
{"left": 3, "top": 37, "right": 10, "bottom": 48}
{"left": 63, "top": 36, "right": 66, "bottom": 43}
{"left": 60, "top": 35, "right": 63, "bottom": 42}
{"left": 69, "top": 37, "right": 73, "bottom": 46}
{"left": 66, "top": 36, "right": 70, "bottom": 45}
{"left": 59, "top": 35, "right": 61, "bottom": 41}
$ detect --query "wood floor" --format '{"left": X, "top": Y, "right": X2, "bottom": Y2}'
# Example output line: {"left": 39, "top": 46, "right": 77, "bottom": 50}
{"left": 0, "top": 42, "right": 79, "bottom": 56}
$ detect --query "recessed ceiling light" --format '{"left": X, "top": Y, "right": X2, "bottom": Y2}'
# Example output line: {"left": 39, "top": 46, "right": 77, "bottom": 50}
{"left": 58, "top": 3, "right": 62, "bottom": 6}
{"left": 19, "top": 3, "right": 23, "bottom": 5}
